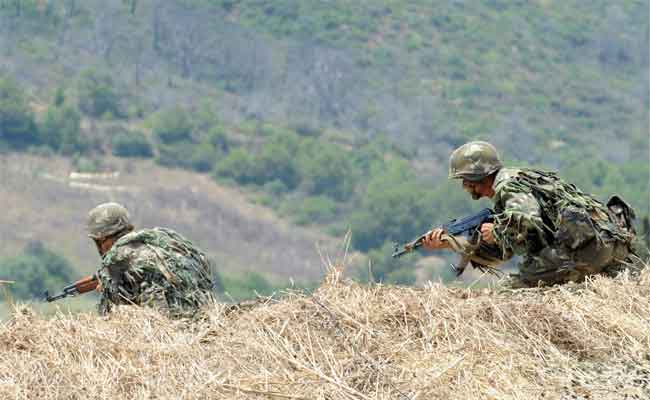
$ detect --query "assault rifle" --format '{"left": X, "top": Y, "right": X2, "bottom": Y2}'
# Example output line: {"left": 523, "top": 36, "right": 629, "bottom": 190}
{"left": 392, "top": 208, "right": 499, "bottom": 276}
{"left": 44, "top": 274, "right": 99, "bottom": 302}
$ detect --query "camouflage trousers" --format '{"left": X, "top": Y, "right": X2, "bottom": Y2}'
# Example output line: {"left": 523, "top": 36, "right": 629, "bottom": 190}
{"left": 507, "top": 231, "right": 630, "bottom": 288}
{"left": 98, "top": 280, "right": 215, "bottom": 319}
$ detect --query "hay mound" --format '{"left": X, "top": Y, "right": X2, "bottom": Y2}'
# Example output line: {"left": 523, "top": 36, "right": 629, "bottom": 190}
{"left": 1, "top": 267, "right": 649, "bottom": 399}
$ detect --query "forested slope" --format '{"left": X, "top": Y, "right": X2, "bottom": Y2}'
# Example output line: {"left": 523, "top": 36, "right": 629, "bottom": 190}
{"left": 0, "top": 0, "right": 647, "bottom": 296}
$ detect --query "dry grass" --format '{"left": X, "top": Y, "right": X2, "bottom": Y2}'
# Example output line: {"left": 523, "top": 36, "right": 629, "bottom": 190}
{"left": 1, "top": 260, "right": 649, "bottom": 400}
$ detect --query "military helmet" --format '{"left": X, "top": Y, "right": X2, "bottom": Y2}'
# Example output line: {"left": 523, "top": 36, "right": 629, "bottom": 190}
{"left": 87, "top": 202, "right": 133, "bottom": 240}
{"left": 448, "top": 141, "right": 503, "bottom": 181}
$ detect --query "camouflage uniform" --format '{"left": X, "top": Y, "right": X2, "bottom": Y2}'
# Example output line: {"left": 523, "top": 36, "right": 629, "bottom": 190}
{"left": 88, "top": 203, "right": 215, "bottom": 318}
{"left": 448, "top": 142, "right": 636, "bottom": 287}
{"left": 490, "top": 168, "right": 635, "bottom": 287}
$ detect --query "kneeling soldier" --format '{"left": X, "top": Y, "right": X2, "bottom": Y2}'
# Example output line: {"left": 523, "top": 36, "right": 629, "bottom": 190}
{"left": 87, "top": 202, "right": 215, "bottom": 317}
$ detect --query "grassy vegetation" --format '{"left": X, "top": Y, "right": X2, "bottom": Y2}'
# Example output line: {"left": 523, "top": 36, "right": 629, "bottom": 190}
{"left": 206, "top": 0, "right": 648, "bottom": 156}
{"left": 1, "top": 68, "right": 647, "bottom": 286}
{"left": 0, "top": 0, "right": 647, "bottom": 291}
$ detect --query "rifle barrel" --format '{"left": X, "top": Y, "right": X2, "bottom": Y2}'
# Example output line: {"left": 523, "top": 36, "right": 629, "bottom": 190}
{"left": 44, "top": 290, "right": 67, "bottom": 302}
{"left": 392, "top": 237, "right": 424, "bottom": 258}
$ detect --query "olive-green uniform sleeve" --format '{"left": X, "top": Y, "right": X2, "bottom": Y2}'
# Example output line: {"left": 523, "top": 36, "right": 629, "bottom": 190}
{"left": 99, "top": 242, "right": 169, "bottom": 311}
{"left": 97, "top": 247, "right": 134, "bottom": 315}
{"left": 492, "top": 190, "right": 547, "bottom": 255}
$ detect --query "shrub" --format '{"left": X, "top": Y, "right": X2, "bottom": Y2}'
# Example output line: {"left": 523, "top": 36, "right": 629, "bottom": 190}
{"left": 252, "top": 139, "right": 300, "bottom": 188}
{"left": 350, "top": 159, "right": 434, "bottom": 251}
{"left": 297, "top": 141, "right": 354, "bottom": 200}
{"left": 0, "top": 77, "right": 38, "bottom": 149}
{"left": 40, "top": 104, "right": 85, "bottom": 155}
{"left": 77, "top": 69, "right": 121, "bottom": 118}
{"left": 213, "top": 149, "right": 256, "bottom": 184}
{"left": 111, "top": 130, "right": 153, "bottom": 158}
{"left": 72, "top": 155, "right": 104, "bottom": 173}
{"left": 355, "top": 241, "right": 414, "bottom": 284}
{"left": 291, "top": 121, "right": 322, "bottom": 137}
{"left": 188, "top": 143, "right": 218, "bottom": 172}
{"left": 206, "top": 125, "right": 230, "bottom": 153}
{"left": 291, "top": 196, "right": 338, "bottom": 225}
{"left": 406, "top": 32, "right": 424, "bottom": 52}
{"left": 263, "top": 179, "right": 289, "bottom": 196}
{"left": 222, "top": 271, "right": 275, "bottom": 301}
{"left": 54, "top": 87, "right": 65, "bottom": 106}
{"left": 153, "top": 107, "right": 193, "bottom": 144}
{"left": 385, "top": 268, "right": 417, "bottom": 286}
{"left": 0, "top": 241, "right": 76, "bottom": 300}
{"left": 156, "top": 142, "right": 195, "bottom": 169}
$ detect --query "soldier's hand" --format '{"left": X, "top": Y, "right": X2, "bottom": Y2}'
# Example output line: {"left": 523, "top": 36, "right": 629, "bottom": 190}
{"left": 95, "top": 280, "right": 103, "bottom": 292}
{"left": 480, "top": 223, "right": 497, "bottom": 244}
{"left": 421, "top": 228, "right": 450, "bottom": 250}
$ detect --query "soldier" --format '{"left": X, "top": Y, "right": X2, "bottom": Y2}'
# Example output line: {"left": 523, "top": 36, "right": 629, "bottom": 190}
{"left": 87, "top": 202, "right": 216, "bottom": 317}
{"left": 422, "top": 141, "right": 636, "bottom": 288}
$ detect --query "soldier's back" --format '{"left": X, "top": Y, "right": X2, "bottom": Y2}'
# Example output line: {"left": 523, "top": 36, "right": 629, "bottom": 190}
{"left": 493, "top": 168, "right": 636, "bottom": 287}
{"left": 99, "top": 227, "right": 215, "bottom": 317}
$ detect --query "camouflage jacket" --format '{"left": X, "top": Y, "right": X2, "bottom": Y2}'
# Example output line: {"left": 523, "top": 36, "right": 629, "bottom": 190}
{"left": 98, "top": 227, "right": 215, "bottom": 318}
{"left": 490, "top": 168, "right": 633, "bottom": 256}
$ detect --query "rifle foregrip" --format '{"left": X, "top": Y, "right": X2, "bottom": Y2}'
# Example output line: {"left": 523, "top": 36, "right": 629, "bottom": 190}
{"left": 75, "top": 275, "right": 99, "bottom": 294}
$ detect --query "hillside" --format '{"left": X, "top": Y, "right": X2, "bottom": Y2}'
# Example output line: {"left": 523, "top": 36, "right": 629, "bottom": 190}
{"left": 1, "top": 0, "right": 647, "bottom": 164}
{"left": 1, "top": 264, "right": 649, "bottom": 399}
{"left": 0, "top": 152, "right": 342, "bottom": 281}
{"left": 0, "top": 1, "right": 647, "bottom": 301}
{"left": 0, "top": 0, "right": 646, "bottom": 212}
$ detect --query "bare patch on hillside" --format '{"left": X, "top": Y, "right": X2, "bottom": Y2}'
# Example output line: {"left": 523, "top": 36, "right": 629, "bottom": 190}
{"left": 0, "top": 153, "right": 341, "bottom": 281}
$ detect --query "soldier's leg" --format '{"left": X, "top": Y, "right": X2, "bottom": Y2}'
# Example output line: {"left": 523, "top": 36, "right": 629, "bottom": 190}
{"left": 512, "top": 233, "right": 627, "bottom": 287}
{"left": 575, "top": 233, "right": 630, "bottom": 277}
{"left": 514, "top": 245, "right": 576, "bottom": 287}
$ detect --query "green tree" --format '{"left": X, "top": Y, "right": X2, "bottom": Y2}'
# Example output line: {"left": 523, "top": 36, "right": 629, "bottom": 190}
{"left": 214, "top": 148, "right": 256, "bottom": 184}
{"left": 153, "top": 107, "right": 193, "bottom": 144}
{"left": 298, "top": 140, "right": 354, "bottom": 200}
{"left": 54, "top": 87, "right": 65, "bottom": 107}
{"left": 206, "top": 125, "right": 230, "bottom": 153}
{"left": 188, "top": 143, "right": 218, "bottom": 172}
{"left": 111, "top": 129, "right": 153, "bottom": 158}
{"left": 77, "top": 69, "right": 121, "bottom": 118}
{"left": 350, "top": 159, "right": 434, "bottom": 251}
{"left": 193, "top": 99, "right": 221, "bottom": 132}
{"left": 290, "top": 195, "right": 338, "bottom": 225}
{"left": 0, "top": 241, "right": 76, "bottom": 300}
{"left": 252, "top": 138, "right": 300, "bottom": 188}
{"left": 0, "top": 77, "right": 38, "bottom": 149}
{"left": 222, "top": 271, "right": 275, "bottom": 301}
{"left": 157, "top": 141, "right": 193, "bottom": 168}
{"left": 40, "top": 104, "right": 84, "bottom": 154}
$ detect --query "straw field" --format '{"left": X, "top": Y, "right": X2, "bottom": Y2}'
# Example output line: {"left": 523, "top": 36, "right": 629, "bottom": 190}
{"left": 1, "top": 264, "right": 649, "bottom": 400}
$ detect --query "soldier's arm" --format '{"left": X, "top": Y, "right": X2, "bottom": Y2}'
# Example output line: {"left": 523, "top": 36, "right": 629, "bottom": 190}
{"left": 100, "top": 243, "right": 144, "bottom": 305}
{"left": 492, "top": 190, "right": 545, "bottom": 254}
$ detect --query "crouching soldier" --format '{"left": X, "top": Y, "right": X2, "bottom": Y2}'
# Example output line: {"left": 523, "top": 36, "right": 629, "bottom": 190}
{"left": 87, "top": 202, "right": 215, "bottom": 318}
{"left": 423, "top": 141, "right": 637, "bottom": 288}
